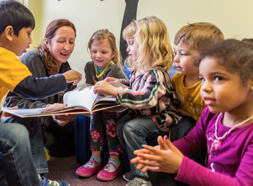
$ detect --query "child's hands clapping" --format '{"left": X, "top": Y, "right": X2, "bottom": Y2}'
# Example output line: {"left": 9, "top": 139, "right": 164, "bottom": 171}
{"left": 93, "top": 80, "right": 119, "bottom": 97}
{"left": 131, "top": 135, "right": 184, "bottom": 174}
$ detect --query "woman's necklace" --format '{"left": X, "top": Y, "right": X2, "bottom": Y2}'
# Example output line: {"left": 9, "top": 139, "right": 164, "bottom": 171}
{"left": 212, "top": 113, "right": 253, "bottom": 150}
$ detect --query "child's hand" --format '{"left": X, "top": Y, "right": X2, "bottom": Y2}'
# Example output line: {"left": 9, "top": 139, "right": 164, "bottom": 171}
{"left": 131, "top": 136, "right": 184, "bottom": 174}
{"left": 0, "top": 106, "right": 18, "bottom": 119}
{"left": 94, "top": 80, "right": 119, "bottom": 97}
{"left": 62, "top": 70, "right": 82, "bottom": 85}
{"left": 104, "top": 77, "right": 121, "bottom": 83}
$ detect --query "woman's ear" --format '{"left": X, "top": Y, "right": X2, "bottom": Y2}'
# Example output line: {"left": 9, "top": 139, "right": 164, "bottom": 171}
{"left": 5, "top": 26, "right": 14, "bottom": 41}
{"left": 45, "top": 38, "right": 49, "bottom": 46}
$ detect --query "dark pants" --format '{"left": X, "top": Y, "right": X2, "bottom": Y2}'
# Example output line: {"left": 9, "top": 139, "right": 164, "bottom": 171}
{"left": 170, "top": 116, "right": 196, "bottom": 142}
{"left": 148, "top": 116, "right": 207, "bottom": 186}
{"left": 42, "top": 120, "right": 74, "bottom": 157}
{"left": 116, "top": 114, "right": 168, "bottom": 178}
{"left": 148, "top": 172, "right": 189, "bottom": 186}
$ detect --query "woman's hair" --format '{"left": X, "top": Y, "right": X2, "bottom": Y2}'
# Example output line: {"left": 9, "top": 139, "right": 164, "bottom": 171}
{"left": 38, "top": 19, "right": 76, "bottom": 75}
{"left": 174, "top": 22, "right": 224, "bottom": 55}
{"left": 200, "top": 39, "right": 253, "bottom": 86}
{"left": 123, "top": 16, "right": 174, "bottom": 73}
{"left": 0, "top": 0, "right": 35, "bottom": 36}
{"left": 88, "top": 29, "right": 121, "bottom": 69}
{"left": 242, "top": 38, "right": 253, "bottom": 44}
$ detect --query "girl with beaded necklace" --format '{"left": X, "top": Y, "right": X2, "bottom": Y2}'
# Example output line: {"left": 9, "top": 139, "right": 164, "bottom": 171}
{"left": 131, "top": 39, "right": 253, "bottom": 186}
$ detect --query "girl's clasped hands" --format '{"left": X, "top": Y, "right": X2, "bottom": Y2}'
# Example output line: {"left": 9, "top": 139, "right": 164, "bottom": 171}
{"left": 131, "top": 136, "right": 184, "bottom": 174}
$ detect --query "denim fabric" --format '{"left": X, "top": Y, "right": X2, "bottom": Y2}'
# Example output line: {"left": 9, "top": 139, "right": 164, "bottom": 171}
{"left": 0, "top": 151, "right": 8, "bottom": 186}
{"left": 0, "top": 117, "right": 48, "bottom": 174}
{"left": 116, "top": 114, "right": 168, "bottom": 178}
{"left": 0, "top": 123, "right": 40, "bottom": 186}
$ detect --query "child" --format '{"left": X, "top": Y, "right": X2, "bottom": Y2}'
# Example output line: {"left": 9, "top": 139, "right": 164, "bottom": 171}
{"left": 93, "top": 16, "right": 181, "bottom": 185}
{"left": 75, "top": 29, "right": 127, "bottom": 181}
{"left": 84, "top": 29, "right": 127, "bottom": 84}
{"left": 0, "top": 1, "right": 81, "bottom": 185}
{"left": 132, "top": 39, "right": 253, "bottom": 186}
{"left": 170, "top": 22, "right": 224, "bottom": 142}
{"left": 172, "top": 22, "right": 224, "bottom": 121}
{"left": 5, "top": 19, "right": 79, "bottom": 158}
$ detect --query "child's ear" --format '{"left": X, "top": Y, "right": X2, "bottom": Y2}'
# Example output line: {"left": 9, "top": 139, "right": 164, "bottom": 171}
{"left": 111, "top": 51, "right": 116, "bottom": 58}
{"left": 249, "top": 76, "right": 253, "bottom": 91}
{"left": 5, "top": 26, "right": 14, "bottom": 41}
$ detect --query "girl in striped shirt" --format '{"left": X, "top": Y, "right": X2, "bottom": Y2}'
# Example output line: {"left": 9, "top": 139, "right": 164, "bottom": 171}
{"left": 94, "top": 16, "right": 181, "bottom": 185}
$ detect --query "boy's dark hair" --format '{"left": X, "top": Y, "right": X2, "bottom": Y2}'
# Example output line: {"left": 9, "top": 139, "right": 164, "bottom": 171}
{"left": 200, "top": 39, "right": 253, "bottom": 86}
{"left": 0, "top": 0, "right": 35, "bottom": 36}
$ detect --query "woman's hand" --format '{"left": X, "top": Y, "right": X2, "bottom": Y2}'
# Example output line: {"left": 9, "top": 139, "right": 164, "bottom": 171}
{"left": 46, "top": 103, "right": 66, "bottom": 110}
{"left": 131, "top": 136, "right": 184, "bottom": 174}
{"left": 46, "top": 103, "right": 78, "bottom": 126}
{"left": 52, "top": 114, "right": 77, "bottom": 127}
{"left": 93, "top": 80, "right": 119, "bottom": 97}
{"left": 0, "top": 106, "right": 18, "bottom": 119}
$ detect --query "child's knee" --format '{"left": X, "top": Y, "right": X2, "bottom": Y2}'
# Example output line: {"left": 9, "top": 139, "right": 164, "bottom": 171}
{"left": 7, "top": 124, "right": 29, "bottom": 146}
{"left": 123, "top": 123, "right": 138, "bottom": 137}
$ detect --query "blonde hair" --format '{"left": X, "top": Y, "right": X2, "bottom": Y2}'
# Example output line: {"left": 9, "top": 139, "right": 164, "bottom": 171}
{"left": 88, "top": 29, "right": 121, "bottom": 69}
{"left": 174, "top": 22, "right": 224, "bottom": 54}
{"left": 123, "top": 16, "right": 174, "bottom": 73}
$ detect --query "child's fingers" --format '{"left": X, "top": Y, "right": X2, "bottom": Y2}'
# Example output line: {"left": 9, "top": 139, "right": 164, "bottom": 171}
{"left": 164, "top": 137, "right": 175, "bottom": 150}
{"left": 140, "top": 159, "right": 160, "bottom": 167}
{"left": 141, "top": 165, "right": 150, "bottom": 172}
{"left": 133, "top": 148, "right": 151, "bottom": 155}
{"left": 131, "top": 156, "right": 142, "bottom": 164}
{"left": 9, "top": 106, "right": 18, "bottom": 110}
{"left": 139, "top": 160, "right": 161, "bottom": 172}
{"left": 157, "top": 136, "right": 169, "bottom": 150}
{"left": 147, "top": 166, "right": 161, "bottom": 172}
{"left": 141, "top": 145, "right": 162, "bottom": 156}
{"left": 136, "top": 152, "right": 161, "bottom": 162}
{"left": 136, "top": 163, "right": 145, "bottom": 170}
{"left": 135, "top": 163, "right": 150, "bottom": 173}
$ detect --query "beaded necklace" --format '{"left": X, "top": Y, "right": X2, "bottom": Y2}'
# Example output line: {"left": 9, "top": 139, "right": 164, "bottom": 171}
{"left": 212, "top": 113, "right": 253, "bottom": 150}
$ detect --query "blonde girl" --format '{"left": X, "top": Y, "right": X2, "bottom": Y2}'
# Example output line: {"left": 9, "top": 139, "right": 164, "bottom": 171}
{"left": 75, "top": 29, "right": 127, "bottom": 181}
{"left": 93, "top": 16, "right": 181, "bottom": 185}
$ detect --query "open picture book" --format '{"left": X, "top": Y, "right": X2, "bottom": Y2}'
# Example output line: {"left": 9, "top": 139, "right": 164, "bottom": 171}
{"left": 5, "top": 82, "right": 128, "bottom": 118}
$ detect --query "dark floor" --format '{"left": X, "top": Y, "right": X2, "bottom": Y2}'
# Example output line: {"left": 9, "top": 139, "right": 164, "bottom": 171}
{"left": 47, "top": 155, "right": 127, "bottom": 186}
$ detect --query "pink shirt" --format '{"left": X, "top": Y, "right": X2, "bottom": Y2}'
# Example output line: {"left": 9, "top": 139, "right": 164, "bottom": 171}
{"left": 174, "top": 107, "right": 253, "bottom": 186}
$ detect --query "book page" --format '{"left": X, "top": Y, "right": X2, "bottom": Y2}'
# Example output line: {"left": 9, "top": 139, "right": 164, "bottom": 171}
{"left": 63, "top": 86, "right": 98, "bottom": 112}
{"left": 4, "top": 106, "right": 92, "bottom": 118}
{"left": 4, "top": 82, "right": 129, "bottom": 118}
